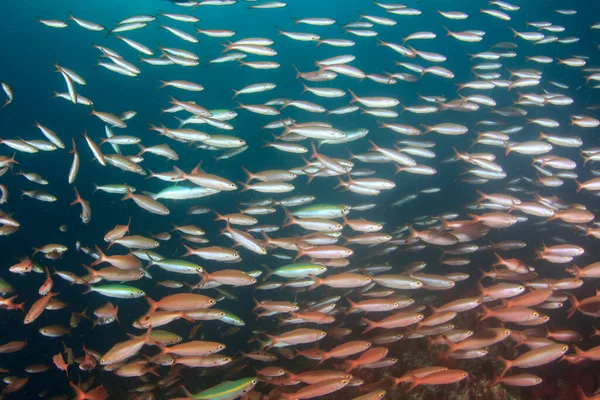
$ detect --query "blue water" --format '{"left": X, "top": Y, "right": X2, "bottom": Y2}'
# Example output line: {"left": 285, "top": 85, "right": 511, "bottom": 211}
{"left": 1, "top": 0, "right": 600, "bottom": 398}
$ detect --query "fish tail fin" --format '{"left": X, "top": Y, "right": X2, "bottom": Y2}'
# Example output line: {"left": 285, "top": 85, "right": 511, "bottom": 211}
{"left": 91, "top": 245, "right": 105, "bottom": 267}
{"left": 70, "top": 186, "right": 82, "bottom": 206}
{"left": 492, "top": 252, "right": 504, "bottom": 267}
{"left": 240, "top": 166, "right": 254, "bottom": 183}
{"left": 497, "top": 356, "right": 512, "bottom": 378}
{"left": 145, "top": 364, "right": 161, "bottom": 377}
{"left": 305, "top": 170, "right": 317, "bottom": 185}
{"left": 145, "top": 296, "right": 158, "bottom": 313}
{"left": 440, "top": 335, "right": 456, "bottom": 359}
{"left": 307, "top": 277, "right": 322, "bottom": 291}
{"left": 281, "top": 208, "right": 295, "bottom": 228}
{"left": 475, "top": 188, "right": 487, "bottom": 203}
{"left": 5, "top": 295, "right": 25, "bottom": 312}
{"left": 263, "top": 333, "right": 277, "bottom": 350}
{"left": 252, "top": 297, "right": 266, "bottom": 314}
{"left": 567, "top": 294, "right": 579, "bottom": 319}
{"left": 300, "top": 81, "right": 309, "bottom": 95}
{"left": 294, "top": 244, "right": 306, "bottom": 262}
{"left": 341, "top": 235, "right": 351, "bottom": 246}
{"left": 419, "top": 124, "right": 432, "bottom": 134}
{"left": 406, "top": 225, "right": 418, "bottom": 240}
{"left": 574, "top": 179, "right": 584, "bottom": 193}
{"left": 405, "top": 376, "right": 421, "bottom": 393}
{"left": 120, "top": 185, "right": 133, "bottom": 201}
{"left": 237, "top": 180, "right": 250, "bottom": 192}
{"left": 566, "top": 264, "right": 582, "bottom": 279}
{"left": 213, "top": 211, "right": 224, "bottom": 222}
{"left": 143, "top": 325, "right": 154, "bottom": 344}
{"left": 478, "top": 303, "right": 492, "bottom": 322}
{"left": 181, "top": 244, "right": 195, "bottom": 258}
{"left": 82, "top": 265, "right": 98, "bottom": 281}
{"left": 291, "top": 63, "right": 300, "bottom": 79}
{"left": 348, "top": 88, "right": 358, "bottom": 103}
{"left": 361, "top": 317, "right": 377, "bottom": 334}
{"left": 260, "top": 263, "right": 274, "bottom": 281}
{"left": 260, "top": 232, "right": 273, "bottom": 247}
{"left": 346, "top": 297, "right": 357, "bottom": 312}
{"left": 467, "top": 213, "right": 480, "bottom": 223}
{"left": 309, "top": 141, "right": 319, "bottom": 160}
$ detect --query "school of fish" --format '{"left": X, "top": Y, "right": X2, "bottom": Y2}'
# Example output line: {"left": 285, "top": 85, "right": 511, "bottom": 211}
{"left": 1, "top": 0, "right": 600, "bottom": 399}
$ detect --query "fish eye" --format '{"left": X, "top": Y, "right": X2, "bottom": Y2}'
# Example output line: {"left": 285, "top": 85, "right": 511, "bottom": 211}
{"left": 533, "top": 312, "right": 539, "bottom": 317}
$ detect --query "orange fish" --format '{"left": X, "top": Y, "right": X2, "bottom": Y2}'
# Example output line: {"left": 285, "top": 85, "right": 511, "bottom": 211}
{"left": 24, "top": 292, "right": 57, "bottom": 324}
{"left": 498, "top": 343, "right": 569, "bottom": 377}
{"left": 406, "top": 369, "right": 468, "bottom": 392}
{"left": 53, "top": 352, "right": 69, "bottom": 376}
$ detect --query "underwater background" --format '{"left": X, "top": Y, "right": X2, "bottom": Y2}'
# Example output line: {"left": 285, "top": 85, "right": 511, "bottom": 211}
{"left": 1, "top": 0, "right": 600, "bottom": 399}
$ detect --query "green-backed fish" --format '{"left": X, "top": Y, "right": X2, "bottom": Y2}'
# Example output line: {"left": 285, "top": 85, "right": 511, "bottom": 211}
{"left": 264, "top": 263, "right": 327, "bottom": 279}
{"left": 84, "top": 284, "right": 145, "bottom": 299}
{"left": 216, "top": 309, "right": 245, "bottom": 326}
{"left": 135, "top": 329, "right": 183, "bottom": 345}
{"left": 247, "top": 270, "right": 263, "bottom": 278}
{"left": 209, "top": 109, "right": 238, "bottom": 121}
{"left": 147, "top": 258, "right": 204, "bottom": 274}
{"left": 149, "top": 185, "right": 220, "bottom": 200}
{"left": 0, "top": 277, "right": 14, "bottom": 294}
{"left": 215, "top": 287, "right": 238, "bottom": 301}
{"left": 132, "top": 250, "right": 165, "bottom": 261}
{"left": 291, "top": 204, "right": 351, "bottom": 219}
{"left": 93, "top": 184, "right": 136, "bottom": 194}
{"left": 190, "top": 377, "right": 257, "bottom": 400}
